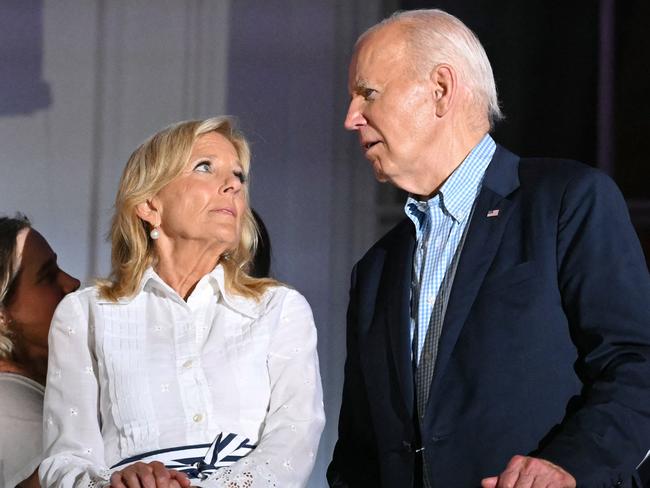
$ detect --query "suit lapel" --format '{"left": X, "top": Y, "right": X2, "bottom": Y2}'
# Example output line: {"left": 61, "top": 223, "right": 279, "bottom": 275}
{"left": 376, "top": 221, "right": 416, "bottom": 417}
{"left": 426, "top": 146, "right": 521, "bottom": 410}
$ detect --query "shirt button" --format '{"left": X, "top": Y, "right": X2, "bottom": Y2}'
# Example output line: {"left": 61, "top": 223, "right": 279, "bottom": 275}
{"left": 427, "top": 296, "right": 435, "bottom": 306}
{"left": 182, "top": 360, "right": 193, "bottom": 369}
{"left": 192, "top": 413, "right": 203, "bottom": 423}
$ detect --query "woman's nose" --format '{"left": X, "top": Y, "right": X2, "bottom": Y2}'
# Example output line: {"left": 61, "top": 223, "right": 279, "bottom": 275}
{"left": 60, "top": 270, "right": 80, "bottom": 294}
{"left": 220, "top": 174, "right": 243, "bottom": 194}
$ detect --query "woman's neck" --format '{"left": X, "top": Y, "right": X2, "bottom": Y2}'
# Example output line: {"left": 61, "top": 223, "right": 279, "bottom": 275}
{"left": 153, "top": 239, "right": 228, "bottom": 300}
{"left": 0, "top": 357, "right": 45, "bottom": 385}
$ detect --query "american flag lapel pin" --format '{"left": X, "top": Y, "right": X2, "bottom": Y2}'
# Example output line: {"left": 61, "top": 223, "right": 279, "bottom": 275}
{"left": 486, "top": 209, "right": 500, "bottom": 218}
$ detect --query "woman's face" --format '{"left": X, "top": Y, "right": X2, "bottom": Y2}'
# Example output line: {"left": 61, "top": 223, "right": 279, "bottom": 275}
{"left": 152, "top": 131, "right": 247, "bottom": 251}
{"left": 5, "top": 228, "right": 80, "bottom": 354}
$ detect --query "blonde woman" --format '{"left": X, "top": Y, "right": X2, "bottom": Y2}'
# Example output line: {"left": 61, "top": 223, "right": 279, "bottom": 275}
{"left": 39, "top": 118, "right": 325, "bottom": 488}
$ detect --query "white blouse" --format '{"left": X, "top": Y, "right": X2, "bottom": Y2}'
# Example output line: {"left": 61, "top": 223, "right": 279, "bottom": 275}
{"left": 39, "top": 265, "right": 325, "bottom": 488}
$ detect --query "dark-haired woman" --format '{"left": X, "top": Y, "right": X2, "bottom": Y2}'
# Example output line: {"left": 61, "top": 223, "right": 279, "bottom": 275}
{"left": 0, "top": 215, "right": 79, "bottom": 487}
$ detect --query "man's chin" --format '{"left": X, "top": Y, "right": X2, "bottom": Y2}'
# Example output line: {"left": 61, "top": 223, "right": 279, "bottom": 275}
{"left": 371, "top": 162, "right": 389, "bottom": 183}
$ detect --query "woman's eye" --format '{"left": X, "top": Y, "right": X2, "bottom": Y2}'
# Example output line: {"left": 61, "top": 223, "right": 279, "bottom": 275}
{"left": 39, "top": 268, "right": 58, "bottom": 284}
{"left": 234, "top": 170, "right": 247, "bottom": 184}
{"left": 48, "top": 270, "right": 60, "bottom": 283}
{"left": 194, "top": 161, "right": 212, "bottom": 172}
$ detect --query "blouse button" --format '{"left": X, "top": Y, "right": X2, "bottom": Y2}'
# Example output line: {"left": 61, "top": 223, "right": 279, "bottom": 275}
{"left": 182, "top": 360, "right": 193, "bottom": 369}
{"left": 192, "top": 413, "right": 203, "bottom": 423}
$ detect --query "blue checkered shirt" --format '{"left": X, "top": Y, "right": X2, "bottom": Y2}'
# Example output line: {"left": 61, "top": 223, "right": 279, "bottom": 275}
{"left": 405, "top": 134, "right": 496, "bottom": 365}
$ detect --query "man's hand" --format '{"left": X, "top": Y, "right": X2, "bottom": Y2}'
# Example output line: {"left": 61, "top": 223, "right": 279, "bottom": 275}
{"left": 481, "top": 455, "right": 576, "bottom": 488}
{"left": 109, "top": 461, "right": 191, "bottom": 488}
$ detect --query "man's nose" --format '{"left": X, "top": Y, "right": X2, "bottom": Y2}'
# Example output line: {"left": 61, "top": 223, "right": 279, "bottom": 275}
{"left": 344, "top": 98, "right": 366, "bottom": 131}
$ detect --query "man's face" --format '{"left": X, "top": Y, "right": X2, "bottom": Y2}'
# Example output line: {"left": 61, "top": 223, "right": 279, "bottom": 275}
{"left": 345, "top": 25, "right": 440, "bottom": 197}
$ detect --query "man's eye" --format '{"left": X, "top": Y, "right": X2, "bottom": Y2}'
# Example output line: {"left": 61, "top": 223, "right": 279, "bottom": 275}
{"left": 362, "top": 88, "right": 377, "bottom": 100}
{"left": 194, "top": 161, "right": 211, "bottom": 172}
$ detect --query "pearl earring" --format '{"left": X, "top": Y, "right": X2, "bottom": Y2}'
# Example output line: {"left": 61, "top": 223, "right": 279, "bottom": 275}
{"left": 150, "top": 227, "right": 160, "bottom": 240}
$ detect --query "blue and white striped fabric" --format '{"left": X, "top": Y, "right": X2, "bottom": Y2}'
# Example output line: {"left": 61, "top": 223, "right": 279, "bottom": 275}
{"left": 111, "top": 432, "right": 256, "bottom": 480}
{"left": 405, "top": 134, "right": 496, "bottom": 365}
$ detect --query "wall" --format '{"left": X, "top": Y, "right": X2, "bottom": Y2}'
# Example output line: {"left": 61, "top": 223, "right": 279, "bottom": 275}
{"left": 0, "top": 1, "right": 386, "bottom": 486}
{"left": 0, "top": 0, "right": 231, "bottom": 281}
{"left": 226, "top": 2, "right": 384, "bottom": 483}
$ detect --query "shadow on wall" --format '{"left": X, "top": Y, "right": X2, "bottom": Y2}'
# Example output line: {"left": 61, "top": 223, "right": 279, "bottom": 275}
{"left": 0, "top": 0, "right": 51, "bottom": 115}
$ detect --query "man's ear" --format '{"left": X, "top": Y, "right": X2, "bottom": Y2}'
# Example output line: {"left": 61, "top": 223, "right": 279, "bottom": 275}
{"left": 135, "top": 199, "right": 159, "bottom": 227}
{"left": 429, "top": 64, "right": 456, "bottom": 117}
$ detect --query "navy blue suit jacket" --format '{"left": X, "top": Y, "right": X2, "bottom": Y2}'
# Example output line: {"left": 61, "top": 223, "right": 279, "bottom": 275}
{"left": 328, "top": 146, "right": 650, "bottom": 487}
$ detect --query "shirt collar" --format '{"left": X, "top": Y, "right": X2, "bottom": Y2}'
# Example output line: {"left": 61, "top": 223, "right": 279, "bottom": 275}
{"left": 405, "top": 133, "right": 496, "bottom": 227}
{"left": 101, "top": 264, "right": 261, "bottom": 319}
{"left": 205, "top": 265, "right": 262, "bottom": 319}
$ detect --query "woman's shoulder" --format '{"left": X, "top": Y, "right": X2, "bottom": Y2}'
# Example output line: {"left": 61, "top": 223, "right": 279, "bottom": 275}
{"left": 0, "top": 374, "right": 43, "bottom": 488}
{"left": 261, "top": 284, "right": 309, "bottom": 307}
{"left": 0, "top": 372, "right": 43, "bottom": 413}
{"left": 58, "top": 284, "right": 101, "bottom": 305}
{"left": 258, "top": 285, "right": 314, "bottom": 321}
{"left": 256, "top": 286, "right": 317, "bottom": 346}
{"left": 51, "top": 285, "right": 105, "bottom": 325}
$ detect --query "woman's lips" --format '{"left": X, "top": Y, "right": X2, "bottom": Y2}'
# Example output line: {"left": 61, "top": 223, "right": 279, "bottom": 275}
{"left": 213, "top": 207, "right": 236, "bottom": 217}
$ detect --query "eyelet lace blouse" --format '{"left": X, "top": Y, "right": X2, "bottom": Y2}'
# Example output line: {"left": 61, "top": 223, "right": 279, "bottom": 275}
{"left": 39, "top": 265, "right": 325, "bottom": 487}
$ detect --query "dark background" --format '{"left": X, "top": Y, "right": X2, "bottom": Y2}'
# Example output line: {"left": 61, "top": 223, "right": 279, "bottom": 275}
{"left": 399, "top": 0, "right": 650, "bottom": 265}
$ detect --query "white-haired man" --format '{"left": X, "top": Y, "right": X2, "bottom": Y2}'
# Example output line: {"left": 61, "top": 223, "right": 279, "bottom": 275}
{"left": 328, "top": 9, "right": 650, "bottom": 488}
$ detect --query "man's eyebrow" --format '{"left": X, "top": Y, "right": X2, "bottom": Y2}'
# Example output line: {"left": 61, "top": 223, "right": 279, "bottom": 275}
{"left": 350, "top": 79, "right": 371, "bottom": 96}
{"left": 353, "top": 79, "right": 370, "bottom": 90}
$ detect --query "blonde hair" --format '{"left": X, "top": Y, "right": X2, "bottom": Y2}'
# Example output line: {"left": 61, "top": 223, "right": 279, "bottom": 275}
{"left": 361, "top": 9, "right": 504, "bottom": 128}
{"left": 0, "top": 215, "right": 31, "bottom": 360}
{"left": 98, "top": 117, "right": 277, "bottom": 301}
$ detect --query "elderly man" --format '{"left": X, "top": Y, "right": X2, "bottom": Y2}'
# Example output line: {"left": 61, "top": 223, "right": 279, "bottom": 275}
{"left": 327, "top": 9, "right": 650, "bottom": 488}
